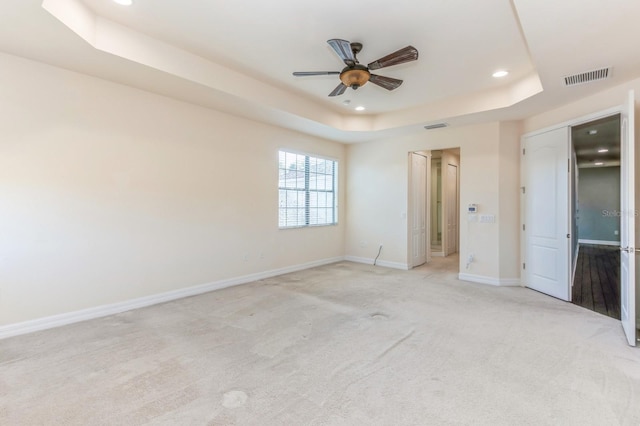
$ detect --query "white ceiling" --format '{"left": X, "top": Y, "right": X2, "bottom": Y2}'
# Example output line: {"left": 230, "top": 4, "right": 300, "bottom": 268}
{"left": 81, "top": 0, "right": 535, "bottom": 114}
{"left": 2, "top": 0, "right": 640, "bottom": 142}
{"left": 573, "top": 115, "right": 621, "bottom": 168}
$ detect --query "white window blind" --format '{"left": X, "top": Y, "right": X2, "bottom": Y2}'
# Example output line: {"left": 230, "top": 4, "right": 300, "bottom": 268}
{"left": 278, "top": 151, "right": 337, "bottom": 228}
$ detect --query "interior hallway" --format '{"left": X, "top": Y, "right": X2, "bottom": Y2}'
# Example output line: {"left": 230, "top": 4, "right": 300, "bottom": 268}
{"left": 2, "top": 257, "right": 639, "bottom": 425}
{"left": 572, "top": 244, "right": 621, "bottom": 320}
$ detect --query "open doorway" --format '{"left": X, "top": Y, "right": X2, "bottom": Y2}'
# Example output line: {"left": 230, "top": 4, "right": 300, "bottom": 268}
{"left": 522, "top": 90, "right": 636, "bottom": 346}
{"left": 430, "top": 149, "right": 460, "bottom": 257}
{"left": 408, "top": 148, "right": 460, "bottom": 271}
{"left": 571, "top": 115, "right": 622, "bottom": 319}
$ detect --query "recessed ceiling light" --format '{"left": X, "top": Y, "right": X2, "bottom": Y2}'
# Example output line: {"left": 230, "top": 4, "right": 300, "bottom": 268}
{"left": 355, "top": 106, "right": 365, "bottom": 111}
{"left": 597, "top": 148, "right": 609, "bottom": 153}
{"left": 588, "top": 129, "right": 598, "bottom": 135}
{"left": 594, "top": 162, "right": 604, "bottom": 166}
{"left": 492, "top": 70, "right": 509, "bottom": 78}
{"left": 113, "top": 0, "right": 133, "bottom": 5}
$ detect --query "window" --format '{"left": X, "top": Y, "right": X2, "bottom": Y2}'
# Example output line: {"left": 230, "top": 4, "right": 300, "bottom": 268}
{"left": 278, "top": 150, "right": 337, "bottom": 228}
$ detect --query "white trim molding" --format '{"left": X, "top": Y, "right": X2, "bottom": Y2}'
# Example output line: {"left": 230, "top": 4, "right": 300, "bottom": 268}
{"left": 0, "top": 257, "right": 344, "bottom": 340}
{"left": 578, "top": 239, "right": 620, "bottom": 246}
{"left": 344, "top": 256, "right": 410, "bottom": 270}
{"left": 498, "top": 278, "right": 522, "bottom": 287}
{"left": 458, "top": 273, "right": 521, "bottom": 287}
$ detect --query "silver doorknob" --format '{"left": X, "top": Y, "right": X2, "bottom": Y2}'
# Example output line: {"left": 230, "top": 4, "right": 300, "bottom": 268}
{"left": 619, "top": 247, "right": 640, "bottom": 253}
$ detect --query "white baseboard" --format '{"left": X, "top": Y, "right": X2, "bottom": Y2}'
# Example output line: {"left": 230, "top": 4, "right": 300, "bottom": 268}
{"left": 377, "top": 259, "right": 410, "bottom": 270}
{"left": 498, "top": 278, "right": 522, "bottom": 287}
{"left": 458, "top": 273, "right": 521, "bottom": 287}
{"left": 343, "top": 256, "right": 410, "bottom": 270}
{"left": 578, "top": 239, "right": 620, "bottom": 246}
{"left": 0, "top": 256, "right": 344, "bottom": 340}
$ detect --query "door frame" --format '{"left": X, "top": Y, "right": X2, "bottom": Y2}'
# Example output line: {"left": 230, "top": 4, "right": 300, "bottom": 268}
{"left": 408, "top": 148, "right": 463, "bottom": 268}
{"left": 521, "top": 105, "right": 633, "bottom": 332}
{"left": 520, "top": 105, "right": 623, "bottom": 286}
{"left": 444, "top": 163, "right": 460, "bottom": 255}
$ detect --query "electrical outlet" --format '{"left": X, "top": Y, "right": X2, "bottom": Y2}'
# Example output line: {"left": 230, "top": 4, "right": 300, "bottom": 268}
{"left": 465, "top": 253, "right": 474, "bottom": 270}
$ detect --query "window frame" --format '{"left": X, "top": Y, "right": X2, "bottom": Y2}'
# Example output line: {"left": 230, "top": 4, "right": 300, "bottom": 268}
{"left": 278, "top": 149, "right": 338, "bottom": 229}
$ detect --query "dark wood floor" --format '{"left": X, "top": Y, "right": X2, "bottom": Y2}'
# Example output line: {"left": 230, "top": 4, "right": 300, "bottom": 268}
{"left": 572, "top": 244, "right": 620, "bottom": 320}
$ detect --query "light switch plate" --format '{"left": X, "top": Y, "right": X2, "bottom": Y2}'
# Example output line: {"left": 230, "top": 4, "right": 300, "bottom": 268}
{"left": 480, "top": 214, "right": 496, "bottom": 223}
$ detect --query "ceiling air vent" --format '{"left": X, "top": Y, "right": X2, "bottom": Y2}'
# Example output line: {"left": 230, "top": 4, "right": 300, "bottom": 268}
{"left": 424, "top": 123, "right": 448, "bottom": 130}
{"left": 564, "top": 67, "right": 610, "bottom": 86}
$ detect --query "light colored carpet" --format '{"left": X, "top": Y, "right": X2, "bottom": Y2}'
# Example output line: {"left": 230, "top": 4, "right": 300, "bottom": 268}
{"left": 2, "top": 257, "right": 640, "bottom": 425}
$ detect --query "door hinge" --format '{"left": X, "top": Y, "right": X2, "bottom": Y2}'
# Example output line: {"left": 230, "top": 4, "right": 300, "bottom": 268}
{"left": 521, "top": 186, "right": 526, "bottom": 194}
{"left": 523, "top": 262, "right": 526, "bottom": 270}
{"left": 523, "top": 224, "right": 526, "bottom": 231}
{"left": 522, "top": 148, "right": 526, "bottom": 155}
{"left": 568, "top": 159, "right": 570, "bottom": 172}
{"left": 567, "top": 234, "right": 571, "bottom": 238}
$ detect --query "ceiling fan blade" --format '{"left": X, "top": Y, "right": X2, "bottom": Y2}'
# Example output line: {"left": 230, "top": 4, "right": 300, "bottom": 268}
{"left": 367, "top": 46, "right": 418, "bottom": 70}
{"left": 293, "top": 71, "right": 341, "bottom": 76}
{"left": 328, "top": 83, "right": 347, "bottom": 97}
{"left": 369, "top": 74, "right": 403, "bottom": 91}
{"left": 327, "top": 39, "right": 356, "bottom": 67}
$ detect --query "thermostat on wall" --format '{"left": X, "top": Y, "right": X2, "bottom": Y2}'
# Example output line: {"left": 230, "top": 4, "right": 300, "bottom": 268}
{"left": 468, "top": 204, "right": 478, "bottom": 213}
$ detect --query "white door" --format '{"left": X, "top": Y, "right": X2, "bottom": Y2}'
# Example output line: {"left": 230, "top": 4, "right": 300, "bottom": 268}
{"left": 409, "top": 153, "right": 429, "bottom": 267}
{"left": 620, "top": 90, "right": 636, "bottom": 346}
{"left": 523, "top": 127, "right": 570, "bottom": 301}
{"left": 446, "top": 164, "right": 458, "bottom": 255}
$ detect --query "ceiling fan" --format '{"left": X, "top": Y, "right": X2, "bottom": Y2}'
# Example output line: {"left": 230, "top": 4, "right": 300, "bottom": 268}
{"left": 293, "top": 39, "right": 419, "bottom": 97}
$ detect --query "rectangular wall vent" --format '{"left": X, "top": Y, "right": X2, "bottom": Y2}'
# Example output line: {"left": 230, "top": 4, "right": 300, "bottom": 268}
{"left": 424, "top": 123, "right": 448, "bottom": 130}
{"left": 564, "top": 67, "right": 610, "bottom": 86}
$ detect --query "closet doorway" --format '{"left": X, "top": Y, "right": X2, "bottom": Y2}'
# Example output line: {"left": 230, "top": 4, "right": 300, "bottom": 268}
{"left": 430, "top": 149, "right": 460, "bottom": 257}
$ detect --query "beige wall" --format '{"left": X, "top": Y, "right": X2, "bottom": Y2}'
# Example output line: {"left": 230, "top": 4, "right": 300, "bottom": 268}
{"left": 345, "top": 122, "right": 522, "bottom": 282}
{"left": 3, "top": 48, "right": 638, "bottom": 330}
{"left": 498, "top": 121, "right": 523, "bottom": 279}
{"left": 523, "top": 79, "right": 640, "bottom": 133}
{"left": 0, "top": 53, "right": 345, "bottom": 326}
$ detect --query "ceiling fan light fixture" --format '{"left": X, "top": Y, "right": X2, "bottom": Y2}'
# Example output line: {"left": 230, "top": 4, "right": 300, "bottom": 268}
{"left": 340, "top": 67, "right": 371, "bottom": 89}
